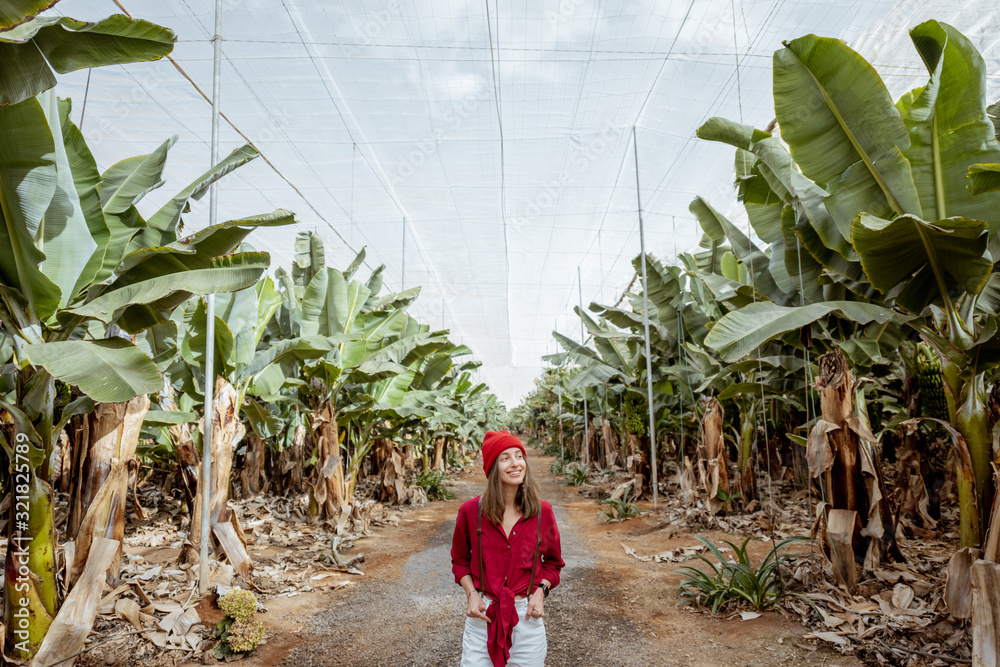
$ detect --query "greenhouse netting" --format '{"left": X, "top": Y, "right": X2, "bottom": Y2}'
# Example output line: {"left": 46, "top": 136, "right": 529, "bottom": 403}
{"left": 49, "top": 0, "right": 1000, "bottom": 405}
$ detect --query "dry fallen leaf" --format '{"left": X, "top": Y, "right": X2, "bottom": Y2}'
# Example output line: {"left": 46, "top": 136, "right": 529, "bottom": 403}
{"left": 891, "top": 583, "right": 914, "bottom": 610}
{"left": 812, "top": 631, "right": 849, "bottom": 646}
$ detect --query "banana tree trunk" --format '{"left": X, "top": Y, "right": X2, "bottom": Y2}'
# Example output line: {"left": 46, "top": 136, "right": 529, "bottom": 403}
{"left": 735, "top": 403, "right": 757, "bottom": 503}
{"left": 809, "top": 350, "right": 902, "bottom": 585}
{"left": 375, "top": 439, "right": 405, "bottom": 504}
{"left": 403, "top": 442, "right": 415, "bottom": 471}
{"left": 623, "top": 432, "right": 649, "bottom": 499}
{"left": 432, "top": 436, "right": 445, "bottom": 471}
{"left": 66, "top": 401, "right": 129, "bottom": 539}
{"left": 309, "top": 399, "right": 348, "bottom": 523}
{"left": 160, "top": 389, "right": 199, "bottom": 503}
{"left": 815, "top": 352, "right": 866, "bottom": 514}
{"left": 956, "top": 373, "right": 990, "bottom": 547}
{"left": 601, "top": 420, "right": 619, "bottom": 468}
{"left": 277, "top": 422, "right": 306, "bottom": 495}
{"left": 188, "top": 378, "right": 253, "bottom": 583}
{"left": 699, "top": 397, "right": 730, "bottom": 514}
{"left": 66, "top": 395, "right": 149, "bottom": 588}
{"left": 239, "top": 433, "right": 267, "bottom": 498}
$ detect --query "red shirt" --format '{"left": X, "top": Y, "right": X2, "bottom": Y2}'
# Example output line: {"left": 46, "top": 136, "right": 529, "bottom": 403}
{"left": 451, "top": 496, "right": 565, "bottom": 666}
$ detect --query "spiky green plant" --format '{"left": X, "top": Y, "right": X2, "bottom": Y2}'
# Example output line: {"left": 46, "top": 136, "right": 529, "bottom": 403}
{"left": 564, "top": 464, "right": 589, "bottom": 487}
{"left": 598, "top": 487, "right": 646, "bottom": 522}
{"left": 676, "top": 536, "right": 811, "bottom": 613}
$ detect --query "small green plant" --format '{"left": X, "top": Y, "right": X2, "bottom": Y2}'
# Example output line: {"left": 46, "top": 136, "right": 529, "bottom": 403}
{"left": 214, "top": 588, "right": 265, "bottom": 658}
{"left": 548, "top": 459, "right": 567, "bottom": 476}
{"left": 412, "top": 470, "right": 456, "bottom": 500}
{"left": 676, "top": 535, "right": 811, "bottom": 614}
{"left": 598, "top": 488, "right": 647, "bottom": 522}
{"left": 564, "top": 464, "right": 589, "bottom": 486}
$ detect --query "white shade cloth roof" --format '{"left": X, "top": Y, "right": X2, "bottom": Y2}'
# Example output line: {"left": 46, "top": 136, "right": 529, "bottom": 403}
{"left": 52, "top": 0, "right": 1000, "bottom": 406}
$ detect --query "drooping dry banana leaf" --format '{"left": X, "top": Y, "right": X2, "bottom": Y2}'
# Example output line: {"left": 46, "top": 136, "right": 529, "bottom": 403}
{"left": 31, "top": 537, "right": 118, "bottom": 667}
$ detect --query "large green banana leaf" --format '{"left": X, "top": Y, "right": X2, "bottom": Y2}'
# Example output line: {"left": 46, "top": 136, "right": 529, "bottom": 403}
{"left": 0, "top": 0, "right": 59, "bottom": 30}
{"left": 66, "top": 252, "right": 270, "bottom": 325}
{"left": 24, "top": 337, "right": 161, "bottom": 402}
{"left": 690, "top": 196, "right": 792, "bottom": 305}
{"left": 97, "top": 137, "right": 173, "bottom": 216}
{"left": 207, "top": 277, "right": 281, "bottom": 371}
{"left": 851, "top": 213, "right": 991, "bottom": 313}
{"left": 774, "top": 34, "right": 921, "bottom": 219}
{"left": 365, "top": 330, "right": 446, "bottom": 368}
{"left": 552, "top": 332, "right": 627, "bottom": 388}
{"left": 412, "top": 352, "right": 454, "bottom": 391}
{"left": 0, "top": 97, "right": 60, "bottom": 318}
{"left": 57, "top": 98, "right": 113, "bottom": 297}
{"left": 967, "top": 163, "right": 1000, "bottom": 195}
{"left": 37, "top": 91, "right": 95, "bottom": 309}
{"left": 0, "top": 14, "right": 174, "bottom": 106}
{"left": 898, "top": 21, "right": 1000, "bottom": 224}
{"left": 143, "top": 144, "right": 259, "bottom": 239}
{"left": 698, "top": 116, "right": 861, "bottom": 270}
{"left": 179, "top": 301, "right": 235, "bottom": 377}
{"left": 341, "top": 309, "right": 406, "bottom": 370}
{"left": 704, "top": 300, "right": 904, "bottom": 362}
{"left": 300, "top": 267, "right": 371, "bottom": 337}
{"left": 634, "top": 254, "right": 686, "bottom": 338}
{"left": 292, "top": 230, "right": 326, "bottom": 289}
{"left": 106, "top": 212, "right": 292, "bottom": 332}
{"left": 779, "top": 206, "right": 823, "bottom": 304}
{"left": 575, "top": 306, "right": 636, "bottom": 377}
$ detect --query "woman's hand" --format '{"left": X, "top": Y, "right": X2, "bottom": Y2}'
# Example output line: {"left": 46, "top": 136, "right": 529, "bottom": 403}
{"left": 525, "top": 588, "right": 545, "bottom": 620}
{"left": 467, "top": 590, "right": 490, "bottom": 622}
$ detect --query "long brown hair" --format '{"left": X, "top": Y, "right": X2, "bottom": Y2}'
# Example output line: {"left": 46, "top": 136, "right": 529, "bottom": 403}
{"left": 480, "top": 454, "right": 540, "bottom": 526}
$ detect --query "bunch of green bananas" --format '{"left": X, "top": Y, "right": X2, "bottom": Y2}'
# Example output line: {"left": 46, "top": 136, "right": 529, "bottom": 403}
{"left": 867, "top": 395, "right": 884, "bottom": 434}
{"left": 622, "top": 392, "right": 647, "bottom": 436}
{"left": 916, "top": 344, "right": 948, "bottom": 422}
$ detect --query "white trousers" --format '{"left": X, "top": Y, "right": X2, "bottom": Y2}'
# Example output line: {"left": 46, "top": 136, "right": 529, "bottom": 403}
{"left": 460, "top": 595, "right": 546, "bottom": 667}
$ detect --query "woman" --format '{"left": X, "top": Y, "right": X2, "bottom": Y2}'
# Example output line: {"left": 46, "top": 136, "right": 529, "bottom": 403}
{"left": 451, "top": 430, "right": 565, "bottom": 667}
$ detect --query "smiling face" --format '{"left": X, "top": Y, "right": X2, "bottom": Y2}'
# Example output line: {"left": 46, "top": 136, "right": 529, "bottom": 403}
{"left": 496, "top": 446, "right": 526, "bottom": 487}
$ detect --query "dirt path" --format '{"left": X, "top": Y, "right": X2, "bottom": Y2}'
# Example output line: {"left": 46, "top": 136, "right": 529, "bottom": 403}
{"left": 226, "top": 448, "right": 860, "bottom": 667}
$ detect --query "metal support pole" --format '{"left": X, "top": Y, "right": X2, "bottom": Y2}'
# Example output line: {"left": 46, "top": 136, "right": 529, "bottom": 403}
{"left": 633, "top": 126, "right": 659, "bottom": 509}
{"left": 578, "top": 266, "right": 588, "bottom": 466}
{"left": 557, "top": 386, "right": 563, "bottom": 460}
{"left": 200, "top": 0, "right": 225, "bottom": 596}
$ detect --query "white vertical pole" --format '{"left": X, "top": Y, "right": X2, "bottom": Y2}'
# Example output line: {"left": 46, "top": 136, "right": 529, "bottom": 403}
{"left": 200, "top": 0, "right": 225, "bottom": 596}
{"left": 633, "top": 126, "right": 658, "bottom": 509}
{"left": 578, "top": 266, "right": 588, "bottom": 466}
{"left": 401, "top": 217, "right": 406, "bottom": 289}
{"left": 557, "top": 386, "right": 563, "bottom": 460}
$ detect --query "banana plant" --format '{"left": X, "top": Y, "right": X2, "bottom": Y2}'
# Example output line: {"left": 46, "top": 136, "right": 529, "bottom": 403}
{"left": 0, "top": 12, "right": 289, "bottom": 657}
{"left": 0, "top": 11, "right": 175, "bottom": 106}
{"left": 700, "top": 21, "right": 1000, "bottom": 547}
{"left": 264, "top": 231, "right": 422, "bottom": 522}
{"left": 335, "top": 320, "right": 457, "bottom": 492}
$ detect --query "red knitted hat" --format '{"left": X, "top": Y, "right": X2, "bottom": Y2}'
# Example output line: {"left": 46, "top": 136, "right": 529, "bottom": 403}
{"left": 481, "top": 430, "right": 525, "bottom": 477}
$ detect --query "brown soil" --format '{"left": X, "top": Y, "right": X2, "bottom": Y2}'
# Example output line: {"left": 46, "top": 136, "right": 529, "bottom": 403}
{"left": 177, "top": 447, "right": 861, "bottom": 667}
